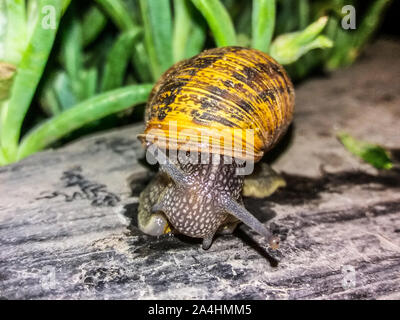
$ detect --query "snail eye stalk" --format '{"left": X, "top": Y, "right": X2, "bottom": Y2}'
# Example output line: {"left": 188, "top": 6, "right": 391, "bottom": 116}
{"left": 148, "top": 145, "right": 188, "bottom": 186}
{"left": 220, "top": 195, "right": 279, "bottom": 250}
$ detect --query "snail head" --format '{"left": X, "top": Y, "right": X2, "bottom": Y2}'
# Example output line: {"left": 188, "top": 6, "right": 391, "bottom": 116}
{"left": 148, "top": 145, "right": 280, "bottom": 250}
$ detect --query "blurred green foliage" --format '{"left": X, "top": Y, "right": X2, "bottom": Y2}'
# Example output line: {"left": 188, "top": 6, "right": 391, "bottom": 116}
{"left": 0, "top": 0, "right": 391, "bottom": 165}
{"left": 338, "top": 133, "right": 393, "bottom": 170}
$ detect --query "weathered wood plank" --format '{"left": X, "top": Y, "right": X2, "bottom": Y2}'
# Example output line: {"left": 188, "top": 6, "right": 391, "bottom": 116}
{"left": 0, "top": 40, "right": 399, "bottom": 300}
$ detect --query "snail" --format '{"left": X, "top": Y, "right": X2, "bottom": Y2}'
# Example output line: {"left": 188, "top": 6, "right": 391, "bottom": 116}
{"left": 137, "top": 46, "right": 294, "bottom": 250}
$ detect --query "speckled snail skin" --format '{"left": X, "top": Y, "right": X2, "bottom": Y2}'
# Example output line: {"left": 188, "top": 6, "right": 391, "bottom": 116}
{"left": 137, "top": 46, "right": 294, "bottom": 250}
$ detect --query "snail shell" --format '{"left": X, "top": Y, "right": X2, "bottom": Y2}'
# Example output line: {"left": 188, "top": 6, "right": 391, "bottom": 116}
{"left": 139, "top": 46, "right": 294, "bottom": 161}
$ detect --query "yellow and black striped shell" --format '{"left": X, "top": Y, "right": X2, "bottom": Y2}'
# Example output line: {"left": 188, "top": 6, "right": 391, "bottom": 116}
{"left": 139, "top": 46, "right": 294, "bottom": 161}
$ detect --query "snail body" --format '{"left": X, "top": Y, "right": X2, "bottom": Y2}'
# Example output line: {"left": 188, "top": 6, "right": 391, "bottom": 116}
{"left": 138, "top": 46, "right": 294, "bottom": 250}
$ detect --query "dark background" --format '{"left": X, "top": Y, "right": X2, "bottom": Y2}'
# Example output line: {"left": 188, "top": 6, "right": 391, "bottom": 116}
{"left": 379, "top": 1, "right": 400, "bottom": 38}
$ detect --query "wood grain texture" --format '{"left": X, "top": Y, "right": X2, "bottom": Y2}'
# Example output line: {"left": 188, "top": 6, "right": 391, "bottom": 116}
{"left": 1, "top": 40, "right": 400, "bottom": 300}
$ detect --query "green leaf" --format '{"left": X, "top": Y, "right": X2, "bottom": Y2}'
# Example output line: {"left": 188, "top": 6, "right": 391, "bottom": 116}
{"left": 101, "top": 29, "right": 141, "bottom": 92}
{"left": 352, "top": 0, "right": 390, "bottom": 61}
{"left": 295, "top": 16, "right": 330, "bottom": 44}
{"left": 4, "top": 0, "right": 27, "bottom": 65}
{"left": 173, "top": 0, "right": 192, "bottom": 62}
{"left": 95, "top": 0, "right": 144, "bottom": 85}
{"left": 251, "top": 0, "right": 275, "bottom": 52}
{"left": 338, "top": 133, "right": 393, "bottom": 170}
{"left": 17, "top": 84, "right": 153, "bottom": 161}
{"left": 0, "top": 2, "right": 7, "bottom": 55}
{"left": 184, "top": 21, "right": 206, "bottom": 58}
{"left": 140, "top": 0, "right": 173, "bottom": 80}
{"left": 326, "top": 0, "right": 391, "bottom": 70}
{"left": 0, "top": 148, "right": 6, "bottom": 166}
{"left": 52, "top": 71, "right": 77, "bottom": 110}
{"left": 183, "top": 2, "right": 206, "bottom": 59}
{"left": 131, "top": 42, "right": 153, "bottom": 83}
{"left": 80, "top": 68, "right": 98, "bottom": 100}
{"left": 82, "top": 6, "right": 108, "bottom": 47}
{"left": 40, "top": 84, "right": 61, "bottom": 116}
{"left": 275, "top": 0, "right": 297, "bottom": 35}
{"left": 27, "top": 0, "right": 40, "bottom": 42}
{"left": 236, "top": 0, "right": 252, "bottom": 37}
{"left": 270, "top": 16, "right": 333, "bottom": 65}
{"left": 94, "top": 0, "right": 135, "bottom": 31}
{"left": 0, "top": 0, "right": 68, "bottom": 161}
{"left": 191, "top": 0, "right": 236, "bottom": 47}
{"left": 173, "top": 0, "right": 206, "bottom": 62}
{"left": 298, "top": 0, "right": 310, "bottom": 29}
{"left": 61, "top": 12, "right": 83, "bottom": 99}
